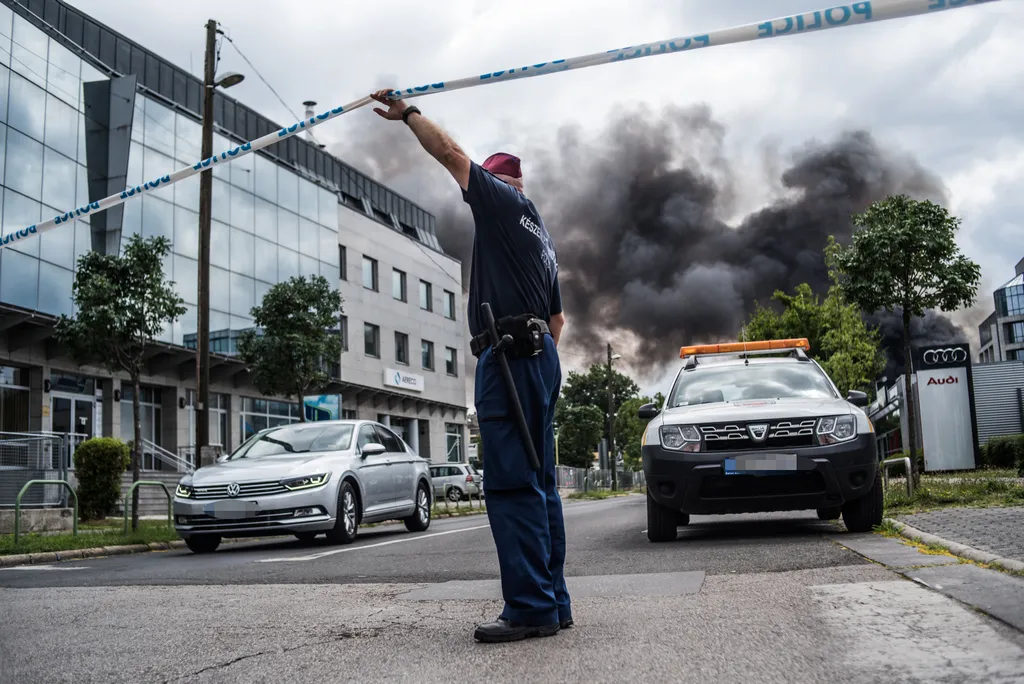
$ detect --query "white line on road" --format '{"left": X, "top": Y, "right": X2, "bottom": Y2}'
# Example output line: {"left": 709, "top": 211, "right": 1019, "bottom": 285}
{"left": 256, "top": 524, "right": 492, "bottom": 563}
{"left": 0, "top": 564, "right": 85, "bottom": 571}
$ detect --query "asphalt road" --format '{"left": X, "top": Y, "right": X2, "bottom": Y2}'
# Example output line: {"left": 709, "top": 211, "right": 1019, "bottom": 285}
{"left": 3, "top": 494, "right": 1024, "bottom": 683}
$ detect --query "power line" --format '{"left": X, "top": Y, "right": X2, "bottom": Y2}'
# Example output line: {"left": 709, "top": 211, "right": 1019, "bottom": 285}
{"left": 219, "top": 31, "right": 324, "bottom": 148}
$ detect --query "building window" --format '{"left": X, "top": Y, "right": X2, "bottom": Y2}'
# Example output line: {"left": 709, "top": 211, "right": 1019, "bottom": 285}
{"left": 443, "top": 290, "right": 456, "bottom": 320}
{"left": 422, "top": 339, "right": 435, "bottom": 371}
{"left": 362, "top": 256, "right": 378, "bottom": 291}
{"left": 339, "top": 246, "right": 347, "bottom": 280}
{"left": 0, "top": 366, "right": 31, "bottom": 434}
{"left": 364, "top": 323, "right": 380, "bottom": 358}
{"left": 341, "top": 409, "right": 358, "bottom": 420}
{"left": 419, "top": 280, "right": 432, "bottom": 311}
{"left": 395, "top": 331, "right": 409, "bottom": 365}
{"left": 1005, "top": 322, "right": 1024, "bottom": 344}
{"left": 240, "top": 397, "right": 302, "bottom": 441}
{"left": 340, "top": 315, "right": 349, "bottom": 351}
{"left": 392, "top": 269, "right": 407, "bottom": 302}
{"left": 996, "top": 283, "right": 1024, "bottom": 317}
{"left": 446, "top": 423, "right": 463, "bottom": 463}
{"left": 186, "top": 390, "right": 230, "bottom": 457}
{"left": 445, "top": 347, "right": 458, "bottom": 377}
{"left": 119, "top": 386, "right": 164, "bottom": 470}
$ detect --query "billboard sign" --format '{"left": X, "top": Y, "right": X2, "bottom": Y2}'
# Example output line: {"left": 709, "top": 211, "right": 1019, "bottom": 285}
{"left": 383, "top": 368, "right": 424, "bottom": 393}
{"left": 304, "top": 394, "right": 341, "bottom": 421}
{"left": 913, "top": 343, "right": 980, "bottom": 472}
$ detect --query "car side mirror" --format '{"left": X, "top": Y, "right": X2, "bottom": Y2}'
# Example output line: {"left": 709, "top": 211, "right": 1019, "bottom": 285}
{"left": 361, "top": 443, "right": 386, "bottom": 457}
{"left": 637, "top": 403, "right": 661, "bottom": 420}
{"left": 846, "top": 390, "right": 869, "bottom": 407}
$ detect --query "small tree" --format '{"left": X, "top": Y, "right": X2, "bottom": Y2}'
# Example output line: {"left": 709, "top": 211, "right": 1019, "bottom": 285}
{"left": 74, "top": 437, "right": 130, "bottom": 521}
{"left": 616, "top": 393, "right": 666, "bottom": 471}
{"left": 829, "top": 195, "right": 981, "bottom": 482}
{"left": 560, "top": 364, "right": 640, "bottom": 443}
{"left": 56, "top": 235, "right": 186, "bottom": 531}
{"left": 237, "top": 275, "right": 343, "bottom": 421}
{"left": 553, "top": 403, "right": 604, "bottom": 469}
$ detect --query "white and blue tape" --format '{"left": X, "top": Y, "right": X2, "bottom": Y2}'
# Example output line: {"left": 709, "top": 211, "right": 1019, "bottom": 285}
{"left": 0, "top": 0, "right": 1003, "bottom": 249}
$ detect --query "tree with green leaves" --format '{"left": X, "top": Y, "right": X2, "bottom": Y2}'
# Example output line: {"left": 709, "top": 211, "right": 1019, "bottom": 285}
{"left": 554, "top": 403, "right": 604, "bottom": 469}
{"left": 559, "top": 364, "right": 640, "bottom": 443}
{"left": 615, "top": 393, "right": 665, "bottom": 471}
{"left": 740, "top": 281, "right": 885, "bottom": 396}
{"left": 55, "top": 235, "right": 186, "bottom": 531}
{"left": 829, "top": 195, "right": 981, "bottom": 481}
{"left": 237, "top": 275, "right": 343, "bottom": 422}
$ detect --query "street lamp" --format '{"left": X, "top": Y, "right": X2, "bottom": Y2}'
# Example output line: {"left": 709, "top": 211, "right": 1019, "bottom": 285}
{"left": 196, "top": 19, "right": 244, "bottom": 469}
{"left": 607, "top": 345, "right": 622, "bottom": 490}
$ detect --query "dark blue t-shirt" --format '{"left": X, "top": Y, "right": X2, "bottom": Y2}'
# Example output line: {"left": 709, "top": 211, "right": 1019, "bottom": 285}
{"left": 462, "top": 162, "right": 561, "bottom": 338}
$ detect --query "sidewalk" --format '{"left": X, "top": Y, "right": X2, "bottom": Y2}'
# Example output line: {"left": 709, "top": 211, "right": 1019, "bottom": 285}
{"left": 894, "top": 506, "right": 1024, "bottom": 567}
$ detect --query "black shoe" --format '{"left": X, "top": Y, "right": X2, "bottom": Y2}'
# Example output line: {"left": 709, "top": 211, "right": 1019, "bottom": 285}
{"left": 560, "top": 618, "right": 574, "bottom": 629}
{"left": 473, "top": 618, "right": 560, "bottom": 643}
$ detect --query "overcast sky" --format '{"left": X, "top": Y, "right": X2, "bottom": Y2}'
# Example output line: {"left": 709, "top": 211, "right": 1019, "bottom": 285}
{"left": 72, "top": 0, "right": 1024, "bottom": 398}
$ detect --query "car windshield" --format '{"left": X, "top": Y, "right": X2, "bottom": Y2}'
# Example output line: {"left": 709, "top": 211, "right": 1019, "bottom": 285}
{"left": 669, "top": 362, "right": 837, "bottom": 407}
{"left": 225, "top": 423, "right": 354, "bottom": 460}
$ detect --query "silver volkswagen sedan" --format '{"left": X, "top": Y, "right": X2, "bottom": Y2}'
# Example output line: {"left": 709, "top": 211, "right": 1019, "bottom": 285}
{"left": 173, "top": 420, "right": 433, "bottom": 553}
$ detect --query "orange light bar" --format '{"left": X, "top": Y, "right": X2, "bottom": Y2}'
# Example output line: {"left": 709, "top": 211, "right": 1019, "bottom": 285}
{"left": 679, "top": 338, "right": 810, "bottom": 358}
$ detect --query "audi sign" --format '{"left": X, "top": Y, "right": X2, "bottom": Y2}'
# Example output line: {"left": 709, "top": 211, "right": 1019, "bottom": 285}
{"left": 912, "top": 342, "right": 980, "bottom": 472}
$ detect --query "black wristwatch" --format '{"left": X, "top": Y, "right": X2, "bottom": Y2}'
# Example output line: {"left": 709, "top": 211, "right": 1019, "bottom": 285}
{"left": 402, "top": 106, "right": 421, "bottom": 124}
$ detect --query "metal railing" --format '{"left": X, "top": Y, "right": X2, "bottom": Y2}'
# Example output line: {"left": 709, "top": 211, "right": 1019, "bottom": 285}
{"left": 0, "top": 432, "right": 67, "bottom": 508}
{"left": 555, "top": 465, "right": 646, "bottom": 492}
{"left": 141, "top": 439, "right": 194, "bottom": 474}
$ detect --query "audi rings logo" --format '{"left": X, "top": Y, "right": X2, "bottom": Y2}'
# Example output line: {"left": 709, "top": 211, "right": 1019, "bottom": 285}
{"left": 923, "top": 348, "right": 968, "bottom": 365}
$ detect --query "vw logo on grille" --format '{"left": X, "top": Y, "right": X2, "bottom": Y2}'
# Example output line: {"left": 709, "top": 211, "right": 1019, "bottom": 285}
{"left": 226, "top": 482, "right": 240, "bottom": 498}
{"left": 923, "top": 348, "right": 967, "bottom": 365}
{"left": 747, "top": 424, "right": 769, "bottom": 442}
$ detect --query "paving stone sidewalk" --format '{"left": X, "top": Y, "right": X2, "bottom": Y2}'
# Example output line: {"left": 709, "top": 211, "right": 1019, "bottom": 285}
{"left": 896, "top": 507, "right": 1024, "bottom": 564}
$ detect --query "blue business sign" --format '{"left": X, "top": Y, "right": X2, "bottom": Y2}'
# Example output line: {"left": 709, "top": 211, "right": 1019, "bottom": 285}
{"left": 304, "top": 394, "right": 341, "bottom": 421}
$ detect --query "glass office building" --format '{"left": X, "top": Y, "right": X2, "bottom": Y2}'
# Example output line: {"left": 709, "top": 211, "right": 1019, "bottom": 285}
{"left": 0, "top": 0, "right": 466, "bottom": 477}
{"left": 978, "top": 257, "right": 1024, "bottom": 364}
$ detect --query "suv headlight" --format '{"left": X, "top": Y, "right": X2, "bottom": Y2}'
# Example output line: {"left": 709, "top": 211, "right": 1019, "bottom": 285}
{"left": 175, "top": 483, "right": 193, "bottom": 498}
{"left": 816, "top": 415, "right": 857, "bottom": 445}
{"left": 281, "top": 473, "right": 332, "bottom": 491}
{"left": 660, "top": 425, "right": 701, "bottom": 452}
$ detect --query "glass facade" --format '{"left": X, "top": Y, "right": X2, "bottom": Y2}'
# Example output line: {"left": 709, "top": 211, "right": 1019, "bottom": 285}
{"left": 0, "top": 7, "right": 94, "bottom": 316}
{"left": 995, "top": 277, "right": 1024, "bottom": 317}
{"left": 239, "top": 396, "right": 300, "bottom": 441}
{"left": 1006, "top": 322, "right": 1024, "bottom": 345}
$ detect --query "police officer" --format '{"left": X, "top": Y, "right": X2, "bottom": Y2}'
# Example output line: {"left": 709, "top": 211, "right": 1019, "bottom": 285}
{"left": 371, "top": 90, "right": 571, "bottom": 643}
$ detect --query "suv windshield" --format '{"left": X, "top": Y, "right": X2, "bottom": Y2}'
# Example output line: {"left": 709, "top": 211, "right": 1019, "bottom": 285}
{"left": 669, "top": 362, "right": 837, "bottom": 407}
{"left": 225, "top": 423, "right": 354, "bottom": 460}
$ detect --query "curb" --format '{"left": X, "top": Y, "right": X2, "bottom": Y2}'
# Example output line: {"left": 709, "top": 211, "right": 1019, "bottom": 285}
{"left": 885, "top": 518, "right": 1024, "bottom": 573}
{"left": 0, "top": 540, "right": 188, "bottom": 568}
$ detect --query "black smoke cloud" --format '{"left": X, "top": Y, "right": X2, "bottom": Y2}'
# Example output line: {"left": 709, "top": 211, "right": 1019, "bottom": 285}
{"left": 335, "top": 102, "right": 967, "bottom": 378}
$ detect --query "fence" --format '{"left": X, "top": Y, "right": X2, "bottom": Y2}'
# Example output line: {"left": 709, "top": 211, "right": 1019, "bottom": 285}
{"left": 0, "top": 432, "right": 68, "bottom": 508}
{"left": 555, "top": 465, "right": 646, "bottom": 492}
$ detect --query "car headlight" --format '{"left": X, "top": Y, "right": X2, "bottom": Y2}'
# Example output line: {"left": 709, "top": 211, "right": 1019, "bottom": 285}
{"left": 660, "top": 425, "right": 701, "bottom": 452}
{"left": 816, "top": 415, "right": 857, "bottom": 445}
{"left": 281, "top": 473, "right": 332, "bottom": 490}
{"left": 175, "top": 483, "right": 193, "bottom": 498}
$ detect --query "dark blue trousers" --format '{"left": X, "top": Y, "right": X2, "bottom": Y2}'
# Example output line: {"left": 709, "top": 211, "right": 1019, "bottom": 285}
{"left": 474, "top": 334, "right": 571, "bottom": 627}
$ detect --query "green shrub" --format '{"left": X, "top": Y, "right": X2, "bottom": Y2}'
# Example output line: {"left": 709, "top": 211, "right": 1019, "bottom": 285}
{"left": 982, "top": 435, "right": 1024, "bottom": 470}
{"left": 74, "top": 438, "right": 130, "bottom": 521}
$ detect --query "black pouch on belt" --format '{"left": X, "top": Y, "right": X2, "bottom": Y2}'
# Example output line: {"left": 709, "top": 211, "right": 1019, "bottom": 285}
{"left": 496, "top": 314, "right": 548, "bottom": 359}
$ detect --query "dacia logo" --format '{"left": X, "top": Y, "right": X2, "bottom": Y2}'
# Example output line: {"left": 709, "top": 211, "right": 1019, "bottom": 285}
{"left": 747, "top": 424, "right": 769, "bottom": 442}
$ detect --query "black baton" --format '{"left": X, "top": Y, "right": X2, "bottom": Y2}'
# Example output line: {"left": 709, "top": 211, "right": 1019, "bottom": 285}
{"left": 481, "top": 302, "right": 541, "bottom": 472}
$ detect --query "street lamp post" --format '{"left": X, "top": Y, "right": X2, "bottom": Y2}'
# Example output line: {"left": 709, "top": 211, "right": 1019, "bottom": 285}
{"left": 607, "top": 344, "right": 622, "bottom": 491}
{"left": 196, "top": 19, "right": 243, "bottom": 468}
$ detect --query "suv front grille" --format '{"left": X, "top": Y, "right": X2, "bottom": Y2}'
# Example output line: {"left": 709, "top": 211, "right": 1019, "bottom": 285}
{"left": 699, "top": 419, "right": 817, "bottom": 451}
{"left": 192, "top": 480, "right": 289, "bottom": 499}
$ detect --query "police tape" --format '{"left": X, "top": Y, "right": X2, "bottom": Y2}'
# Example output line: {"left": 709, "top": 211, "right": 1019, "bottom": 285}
{"left": 0, "top": 0, "right": 1003, "bottom": 249}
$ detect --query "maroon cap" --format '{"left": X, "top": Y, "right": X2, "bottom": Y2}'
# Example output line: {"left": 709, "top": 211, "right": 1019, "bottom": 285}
{"left": 482, "top": 152, "right": 522, "bottom": 179}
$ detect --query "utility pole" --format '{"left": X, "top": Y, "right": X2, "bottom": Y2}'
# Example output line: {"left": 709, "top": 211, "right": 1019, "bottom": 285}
{"left": 607, "top": 342, "right": 617, "bottom": 492}
{"left": 196, "top": 18, "right": 217, "bottom": 468}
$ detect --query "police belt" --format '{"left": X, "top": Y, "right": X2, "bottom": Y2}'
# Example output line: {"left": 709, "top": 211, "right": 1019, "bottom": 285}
{"left": 470, "top": 314, "right": 550, "bottom": 359}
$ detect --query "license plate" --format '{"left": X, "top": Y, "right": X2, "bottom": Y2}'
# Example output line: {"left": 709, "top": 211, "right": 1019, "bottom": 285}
{"left": 203, "top": 500, "right": 259, "bottom": 519}
{"left": 724, "top": 454, "right": 798, "bottom": 475}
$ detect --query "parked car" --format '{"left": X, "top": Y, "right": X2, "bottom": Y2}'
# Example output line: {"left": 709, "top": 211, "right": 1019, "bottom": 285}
{"left": 640, "top": 338, "right": 880, "bottom": 542}
{"left": 429, "top": 463, "right": 482, "bottom": 502}
{"left": 173, "top": 420, "right": 432, "bottom": 554}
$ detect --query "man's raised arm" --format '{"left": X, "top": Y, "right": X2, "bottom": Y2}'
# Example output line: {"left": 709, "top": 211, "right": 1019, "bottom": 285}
{"left": 371, "top": 90, "right": 471, "bottom": 191}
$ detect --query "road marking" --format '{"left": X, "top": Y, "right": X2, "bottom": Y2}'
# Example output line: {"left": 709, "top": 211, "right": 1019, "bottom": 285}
{"left": 0, "top": 564, "right": 85, "bottom": 571}
{"left": 256, "top": 524, "right": 491, "bottom": 563}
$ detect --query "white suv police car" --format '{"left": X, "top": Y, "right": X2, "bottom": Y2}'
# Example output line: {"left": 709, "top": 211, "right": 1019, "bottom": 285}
{"left": 639, "top": 338, "right": 881, "bottom": 542}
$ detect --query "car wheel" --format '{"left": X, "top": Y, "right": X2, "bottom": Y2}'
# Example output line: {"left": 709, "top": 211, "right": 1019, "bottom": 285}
{"left": 184, "top": 534, "right": 221, "bottom": 554}
{"left": 647, "top": 490, "right": 679, "bottom": 542}
{"left": 294, "top": 532, "right": 319, "bottom": 543}
{"left": 842, "top": 469, "right": 884, "bottom": 533}
{"left": 325, "top": 481, "right": 359, "bottom": 545}
{"left": 447, "top": 486, "right": 462, "bottom": 503}
{"left": 404, "top": 483, "right": 432, "bottom": 533}
{"left": 817, "top": 507, "right": 842, "bottom": 521}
